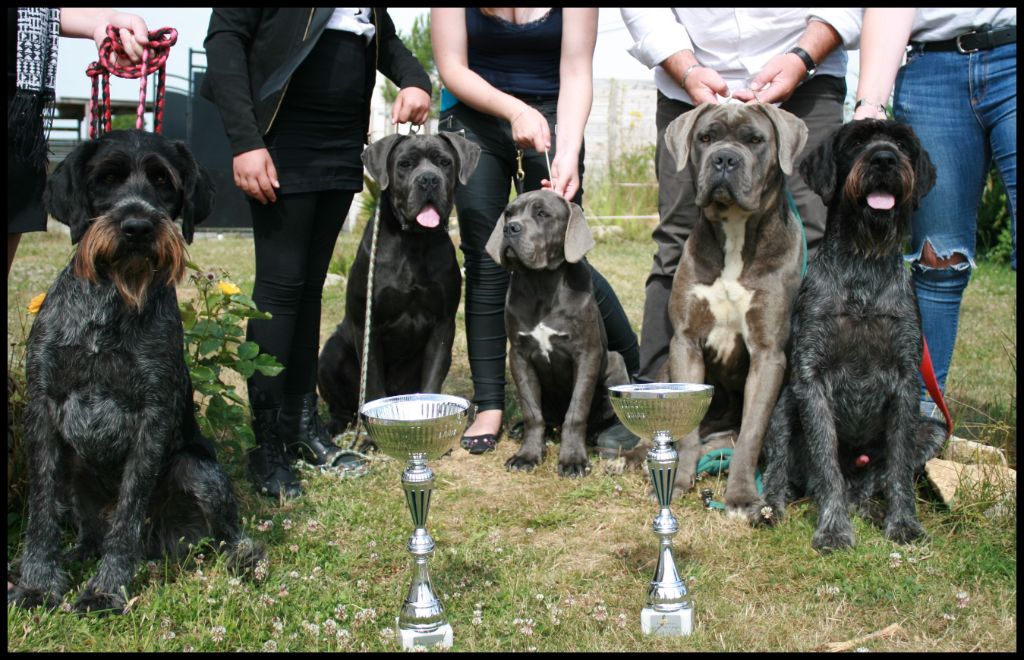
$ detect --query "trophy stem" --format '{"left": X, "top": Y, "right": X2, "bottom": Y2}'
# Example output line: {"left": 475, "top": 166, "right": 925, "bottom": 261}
{"left": 397, "top": 453, "right": 453, "bottom": 650}
{"left": 641, "top": 431, "right": 693, "bottom": 636}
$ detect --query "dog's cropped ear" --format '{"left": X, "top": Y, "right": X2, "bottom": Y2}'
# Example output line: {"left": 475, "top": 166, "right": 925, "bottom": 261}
{"left": 173, "top": 141, "right": 215, "bottom": 244}
{"left": 799, "top": 129, "right": 838, "bottom": 204}
{"left": 484, "top": 211, "right": 507, "bottom": 268}
{"left": 911, "top": 143, "right": 937, "bottom": 210}
{"left": 361, "top": 134, "right": 406, "bottom": 190}
{"left": 437, "top": 131, "right": 482, "bottom": 185}
{"left": 758, "top": 103, "right": 808, "bottom": 176}
{"left": 563, "top": 200, "right": 595, "bottom": 263}
{"left": 43, "top": 139, "right": 101, "bottom": 244}
{"left": 663, "top": 103, "right": 713, "bottom": 173}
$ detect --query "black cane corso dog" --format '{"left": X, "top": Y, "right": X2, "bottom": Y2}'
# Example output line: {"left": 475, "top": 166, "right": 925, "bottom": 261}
{"left": 760, "top": 119, "right": 947, "bottom": 552}
{"left": 485, "top": 189, "right": 631, "bottom": 478}
{"left": 9, "top": 130, "right": 263, "bottom": 614}
{"left": 318, "top": 133, "right": 480, "bottom": 433}
{"left": 649, "top": 103, "right": 808, "bottom": 519}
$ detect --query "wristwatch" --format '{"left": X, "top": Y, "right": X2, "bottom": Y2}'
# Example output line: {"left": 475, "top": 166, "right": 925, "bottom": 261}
{"left": 787, "top": 46, "right": 817, "bottom": 78}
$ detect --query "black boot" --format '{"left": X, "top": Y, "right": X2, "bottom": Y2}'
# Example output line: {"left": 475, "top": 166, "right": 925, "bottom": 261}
{"left": 281, "top": 393, "right": 344, "bottom": 466}
{"left": 248, "top": 408, "right": 301, "bottom": 499}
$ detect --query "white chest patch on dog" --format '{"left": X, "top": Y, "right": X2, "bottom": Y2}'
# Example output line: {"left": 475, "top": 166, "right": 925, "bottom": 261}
{"left": 692, "top": 217, "right": 753, "bottom": 361}
{"left": 519, "top": 322, "right": 568, "bottom": 362}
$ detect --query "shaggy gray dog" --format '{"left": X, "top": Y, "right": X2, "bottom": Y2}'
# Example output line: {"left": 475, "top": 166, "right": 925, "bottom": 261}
{"left": 759, "top": 120, "right": 948, "bottom": 553}
{"left": 9, "top": 130, "right": 263, "bottom": 614}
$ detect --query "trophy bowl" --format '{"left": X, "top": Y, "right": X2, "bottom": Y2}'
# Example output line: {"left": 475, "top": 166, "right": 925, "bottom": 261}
{"left": 608, "top": 383, "right": 713, "bottom": 442}
{"left": 359, "top": 393, "right": 470, "bottom": 461}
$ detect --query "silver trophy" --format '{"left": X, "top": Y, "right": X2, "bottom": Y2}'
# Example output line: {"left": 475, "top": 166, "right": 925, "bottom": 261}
{"left": 608, "top": 383, "right": 713, "bottom": 637}
{"left": 359, "top": 393, "right": 470, "bottom": 651}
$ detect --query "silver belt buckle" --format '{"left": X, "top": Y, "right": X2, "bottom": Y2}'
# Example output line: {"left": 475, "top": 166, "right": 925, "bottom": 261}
{"left": 956, "top": 29, "right": 980, "bottom": 54}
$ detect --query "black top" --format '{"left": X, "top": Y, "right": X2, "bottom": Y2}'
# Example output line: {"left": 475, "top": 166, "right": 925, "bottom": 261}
{"left": 201, "top": 8, "right": 431, "bottom": 157}
{"left": 467, "top": 8, "right": 562, "bottom": 98}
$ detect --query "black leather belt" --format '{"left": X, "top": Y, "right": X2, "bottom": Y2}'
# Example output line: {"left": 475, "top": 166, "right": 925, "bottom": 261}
{"left": 913, "top": 24, "right": 1016, "bottom": 54}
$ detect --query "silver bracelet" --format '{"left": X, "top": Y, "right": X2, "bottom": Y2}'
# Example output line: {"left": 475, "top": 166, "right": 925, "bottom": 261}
{"left": 681, "top": 62, "right": 702, "bottom": 87}
{"left": 854, "top": 98, "right": 889, "bottom": 117}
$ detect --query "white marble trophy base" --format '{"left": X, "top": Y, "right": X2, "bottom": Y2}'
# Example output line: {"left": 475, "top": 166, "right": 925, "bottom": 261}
{"left": 398, "top": 621, "right": 453, "bottom": 651}
{"left": 640, "top": 605, "right": 693, "bottom": 636}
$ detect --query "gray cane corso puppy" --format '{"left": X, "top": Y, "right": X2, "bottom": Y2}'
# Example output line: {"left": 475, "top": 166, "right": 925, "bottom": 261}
{"left": 760, "top": 120, "right": 946, "bottom": 553}
{"left": 318, "top": 133, "right": 480, "bottom": 433}
{"left": 485, "top": 189, "right": 631, "bottom": 478}
{"left": 658, "top": 103, "right": 808, "bottom": 520}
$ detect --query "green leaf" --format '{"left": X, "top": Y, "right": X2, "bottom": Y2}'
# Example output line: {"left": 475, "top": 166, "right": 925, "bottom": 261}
{"left": 190, "top": 365, "right": 216, "bottom": 383}
{"left": 253, "top": 353, "right": 285, "bottom": 377}
{"left": 179, "top": 305, "right": 198, "bottom": 331}
{"left": 185, "top": 258, "right": 201, "bottom": 271}
{"left": 234, "top": 359, "right": 256, "bottom": 379}
{"left": 198, "top": 338, "right": 222, "bottom": 356}
{"left": 237, "top": 341, "right": 260, "bottom": 360}
{"left": 194, "top": 381, "right": 220, "bottom": 396}
{"left": 223, "top": 389, "right": 247, "bottom": 406}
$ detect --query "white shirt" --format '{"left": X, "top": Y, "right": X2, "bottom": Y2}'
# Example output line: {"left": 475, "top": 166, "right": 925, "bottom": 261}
{"left": 326, "top": 8, "right": 375, "bottom": 43}
{"left": 621, "top": 8, "right": 862, "bottom": 105}
{"left": 908, "top": 8, "right": 1015, "bottom": 42}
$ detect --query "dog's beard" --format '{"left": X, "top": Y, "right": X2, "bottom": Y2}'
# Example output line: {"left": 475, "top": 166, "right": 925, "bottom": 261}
{"left": 841, "top": 156, "right": 916, "bottom": 258}
{"left": 73, "top": 216, "right": 188, "bottom": 313}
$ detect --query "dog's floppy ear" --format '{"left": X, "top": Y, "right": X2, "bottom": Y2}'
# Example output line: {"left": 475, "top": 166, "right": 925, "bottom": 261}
{"left": 173, "top": 141, "right": 215, "bottom": 244}
{"left": 911, "top": 142, "right": 937, "bottom": 210}
{"left": 437, "top": 131, "right": 482, "bottom": 185}
{"left": 43, "top": 138, "right": 100, "bottom": 244}
{"left": 484, "top": 210, "right": 507, "bottom": 267}
{"left": 563, "top": 199, "right": 595, "bottom": 263}
{"left": 757, "top": 103, "right": 808, "bottom": 176}
{"left": 361, "top": 134, "right": 406, "bottom": 190}
{"left": 663, "top": 103, "right": 713, "bottom": 173}
{"left": 799, "top": 128, "right": 838, "bottom": 204}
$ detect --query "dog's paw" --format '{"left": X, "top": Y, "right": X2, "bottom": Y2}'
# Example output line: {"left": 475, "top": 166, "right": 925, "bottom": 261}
{"left": 673, "top": 469, "right": 696, "bottom": 494}
{"left": 727, "top": 499, "right": 779, "bottom": 527}
{"left": 811, "top": 526, "right": 856, "bottom": 554}
{"left": 8, "top": 584, "right": 64, "bottom": 611}
{"left": 73, "top": 586, "right": 127, "bottom": 615}
{"left": 884, "top": 517, "right": 927, "bottom": 545}
{"left": 505, "top": 452, "right": 542, "bottom": 473}
{"left": 557, "top": 457, "right": 592, "bottom": 479}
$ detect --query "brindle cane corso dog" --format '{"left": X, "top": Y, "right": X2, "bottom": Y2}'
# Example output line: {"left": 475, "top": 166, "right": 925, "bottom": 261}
{"left": 645, "top": 103, "right": 808, "bottom": 521}
{"left": 760, "top": 120, "right": 947, "bottom": 553}
{"left": 318, "top": 133, "right": 480, "bottom": 433}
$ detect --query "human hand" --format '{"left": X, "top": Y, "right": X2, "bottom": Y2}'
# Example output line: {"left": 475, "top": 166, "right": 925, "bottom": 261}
{"left": 541, "top": 151, "right": 580, "bottom": 201}
{"left": 233, "top": 148, "right": 279, "bottom": 204}
{"left": 509, "top": 104, "right": 551, "bottom": 153}
{"left": 94, "top": 12, "right": 150, "bottom": 66}
{"left": 683, "top": 66, "right": 730, "bottom": 105}
{"left": 733, "top": 52, "right": 805, "bottom": 104}
{"left": 392, "top": 87, "right": 431, "bottom": 126}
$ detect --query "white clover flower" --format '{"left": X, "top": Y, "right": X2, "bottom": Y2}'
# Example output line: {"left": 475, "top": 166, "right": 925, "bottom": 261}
{"left": 210, "top": 625, "right": 226, "bottom": 642}
{"left": 262, "top": 639, "right": 278, "bottom": 652}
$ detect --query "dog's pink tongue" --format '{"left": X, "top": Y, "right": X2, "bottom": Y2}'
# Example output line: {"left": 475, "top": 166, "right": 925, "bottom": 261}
{"left": 416, "top": 205, "right": 440, "bottom": 228}
{"left": 867, "top": 192, "right": 896, "bottom": 210}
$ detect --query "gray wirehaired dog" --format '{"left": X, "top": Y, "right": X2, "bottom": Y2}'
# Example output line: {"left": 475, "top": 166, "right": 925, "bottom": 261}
{"left": 8, "top": 130, "right": 263, "bottom": 614}
{"left": 759, "top": 120, "right": 948, "bottom": 553}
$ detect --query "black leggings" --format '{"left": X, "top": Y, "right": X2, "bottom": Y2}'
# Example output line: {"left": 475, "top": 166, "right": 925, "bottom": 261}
{"left": 246, "top": 190, "right": 354, "bottom": 411}
{"left": 440, "top": 98, "right": 640, "bottom": 413}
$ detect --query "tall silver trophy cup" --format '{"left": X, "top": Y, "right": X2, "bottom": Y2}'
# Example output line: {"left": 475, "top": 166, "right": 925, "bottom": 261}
{"left": 360, "top": 393, "right": 470, "bottom": 651}
{"left": 608, "top": 383, "right": 713, "bottom": 637}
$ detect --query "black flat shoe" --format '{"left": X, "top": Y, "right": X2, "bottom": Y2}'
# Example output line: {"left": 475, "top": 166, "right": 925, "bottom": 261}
{"left": 461, "top": 427, "right": 504, "bottom": 455}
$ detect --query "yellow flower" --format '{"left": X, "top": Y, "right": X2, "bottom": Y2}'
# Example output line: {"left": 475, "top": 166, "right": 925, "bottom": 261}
{"left": 27, "top": 293, "right": 46, "bottom": 315}
{"left": 218, "top": 281, "right": 241, "bottom": 296}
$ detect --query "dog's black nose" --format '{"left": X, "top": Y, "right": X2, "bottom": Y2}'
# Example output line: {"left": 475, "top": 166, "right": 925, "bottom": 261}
{"left": 711, "top": 149, "right": 741, "bottom": 173}
{"left": 121, "top": 217, "right": 154, "bottom": 239}
{"left": 503, "top": 221, "right": 522, "bottom": 237}
{"left": 416, "top": 172, "right": 441, "bottom": 192}
{"left": 871, "top": 149, "right": 898, "bottom": 167}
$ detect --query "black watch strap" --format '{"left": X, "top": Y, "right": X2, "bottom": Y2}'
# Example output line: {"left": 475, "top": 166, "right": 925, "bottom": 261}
{"left": 788, "top": 46, "right": 817, "bottom": 77}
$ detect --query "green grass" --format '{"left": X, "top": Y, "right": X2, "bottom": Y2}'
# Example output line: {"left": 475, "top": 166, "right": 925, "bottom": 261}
{"left": 6, "top": 222, "right": 1016, "bottom": 652}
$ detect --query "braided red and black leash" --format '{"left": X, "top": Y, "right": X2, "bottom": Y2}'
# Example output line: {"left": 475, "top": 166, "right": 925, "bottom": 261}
{"left": 86, "top": 25, "right": 177, "bottom": 138}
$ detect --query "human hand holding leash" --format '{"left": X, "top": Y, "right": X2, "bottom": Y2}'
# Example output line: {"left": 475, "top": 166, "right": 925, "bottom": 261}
{"left": 541, "top": 150, "right": 580, "bottom": 201}
{"left": 233, "top": 148, "right": 279, "bottom": 205}
{"left": 392, "top": 87, "right": 431, "bottom": 126}
{"left": 509, "top": 103, "right": 551, "bottom": 154}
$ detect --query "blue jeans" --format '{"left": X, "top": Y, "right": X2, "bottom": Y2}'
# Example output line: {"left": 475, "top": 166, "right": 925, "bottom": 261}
{"left": 893, "top": 41, "right": 1017, "bottom": 401}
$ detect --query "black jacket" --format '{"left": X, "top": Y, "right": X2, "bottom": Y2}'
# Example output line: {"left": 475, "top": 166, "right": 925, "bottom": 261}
{"left": 201, "top": 8, "right": 431, "bottom": 156}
